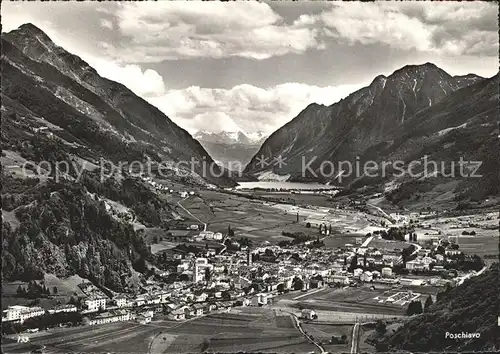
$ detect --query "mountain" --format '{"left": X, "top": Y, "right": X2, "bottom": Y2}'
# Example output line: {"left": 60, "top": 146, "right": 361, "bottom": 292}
{"left": 380, "top": 264, "right": 499, "bottom": 352}
{"left": 349, "top": 72, "right": 499, "bottom": 207}
{"left": 194, "top": 130, "right": 267, "bottom": 145}
{"left": 246, "top": 63, "right": 469, "bottom": 177}
{"left": 194, "top": 130, "right": 268, "bottom": 171}
{"left": 454, "top": 73, "right": 484, "bottom": 89}
{"left": 0, "top": 23, "right": 235, "bottom": 291}
{"left": 244, "top": 63, "right": 499, "bottom": 207}
{"left": 2, "top": 23, "right": 235, "bottom": 188}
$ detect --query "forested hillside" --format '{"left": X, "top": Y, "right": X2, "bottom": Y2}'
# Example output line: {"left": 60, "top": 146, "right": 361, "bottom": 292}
{"left": 381, "top": 263, "right": 499, "bottom": 352}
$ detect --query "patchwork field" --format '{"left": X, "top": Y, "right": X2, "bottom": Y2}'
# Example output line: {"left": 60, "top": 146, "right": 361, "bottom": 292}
{"left": 274, "top": 284, "right": 415, "bottom": 318}
{"left": 301, "top": 323, "right": 353, "bottom": 352}
{"left": 2, "top": 309, "right": 318, "bottom": 354}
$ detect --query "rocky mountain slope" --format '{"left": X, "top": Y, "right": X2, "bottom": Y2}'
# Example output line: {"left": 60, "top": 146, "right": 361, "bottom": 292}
{"left": 348, "top": 72, "right": 499, "bottom": 207}
{"left": 244, "top": 64, "right": 498, "bottom": 207}
{"left": 2, "top": 23, "right": 235, "bottom": 187}
{"left": 194, "top": 130, "right": 267, "bottom": 171}
{"left": 0, "top": 24, "right": 235, "bottom": 291}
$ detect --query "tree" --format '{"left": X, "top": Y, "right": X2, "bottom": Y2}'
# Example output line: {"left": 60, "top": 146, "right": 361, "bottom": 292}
{"left": 204, "top": 268, "right": 212, "bottom": 284}
{"left": 424, "top": 295, "right": 433, "bottom": 311}
{"left": 406, "top": 300, "right": 423, "bottom": 316}
{"left": 53, "top": 286, "right": 58, "bottom": 295}
{"left": 376, "top": 342, "right": 389, "bottom": 352}
{"left": 277, "top": 283, "right": 285, "bottom": 293}
{"left": 375, "top": 320, "right": 387, "bottom": 335}
{"left": 306, "top": 222, "right": 311, "bottom": 228}
{"left": 201, "top": 338, "right": 210, "bottom": 352}
{"left": 348, "top": 255, "right": 358, "bottom": 272}
{"left": 292, "top": 277, "right": 304, "bottom": 291}
{"left": 16, "top": 285, "right": 25, "bottom": 297}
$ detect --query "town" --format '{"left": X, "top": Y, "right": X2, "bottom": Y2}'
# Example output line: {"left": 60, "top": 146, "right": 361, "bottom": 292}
{"left": 2, "top": 183, "right": 495, "bottom": 353}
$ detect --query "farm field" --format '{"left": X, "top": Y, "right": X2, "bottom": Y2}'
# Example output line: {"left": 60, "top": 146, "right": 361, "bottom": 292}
{"left": 367, "top": 238, "right": 412, "bottom": 251}
{"left": 425, "top": 212, "right": 499, "bottom": 257}
{"left": 2, "top": 309, "right": 318, "bottom": 354}
{"left": 274, "top": 284, "right": 418, "bottom": 317}
{"left": 301, "top": 323, "right": 353, "bottom": 353}
{"left": 2, "top": 274, "right": 87, "bottom": 310}
{"left": 2, "top": 321, "right": 160, "bottom": 354}
{"left": 191, "top": 191, "right": 314, "bottom": 244}
{"left": 164, "top": 310, "right": 316, "bottom": 353}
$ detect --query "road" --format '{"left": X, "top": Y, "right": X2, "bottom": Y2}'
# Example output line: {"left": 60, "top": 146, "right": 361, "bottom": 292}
{"left": 282, "top": 310, "right": 325, "bottom": 354}
{"left": 177, "top": 196, "right": 207, "bottom": 231}
{"left": 456, "top": 265, "right": 488, "bottom": 285}
{"left": 350, "top": 322, "right": 360, "bottom": 354}
{"left": 359, "top": 235, "right": 374, "bottom": 248}
{"left": 293, "top": 287, "right": 328, "bottom": 301}
{"left": 367, "top": 202, "right": 393, "bottom": 223}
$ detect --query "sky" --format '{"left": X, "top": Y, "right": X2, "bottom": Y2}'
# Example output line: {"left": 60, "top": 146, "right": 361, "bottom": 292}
{"left": 2, "top": 1, "right": 498, "bottom": 134}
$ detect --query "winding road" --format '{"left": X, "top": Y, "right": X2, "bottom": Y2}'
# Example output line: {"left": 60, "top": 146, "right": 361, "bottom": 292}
{"left": 279, "top": 310, "right": 325, "bottom": 354}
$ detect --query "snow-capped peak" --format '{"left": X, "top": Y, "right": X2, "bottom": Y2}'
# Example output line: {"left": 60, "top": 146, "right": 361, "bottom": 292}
{"left": 194, "top": 130, "right": 267, "bottom": 145}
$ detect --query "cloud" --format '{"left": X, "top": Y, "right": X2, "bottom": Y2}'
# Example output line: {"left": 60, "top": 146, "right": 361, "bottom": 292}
{"left": 107, "top": 1, "right": 322, "bottom": 62}
{"left": 316, "top": 2, "right": 498, "bottom": 56}
{"left": 99, "top": 19, "right": 114, "bottom": 30}
{"left": 84, "top": 55, "right": 166, "bottom": 97}
{"left": 145, "top": 82, "right": 363, "bottom": 134}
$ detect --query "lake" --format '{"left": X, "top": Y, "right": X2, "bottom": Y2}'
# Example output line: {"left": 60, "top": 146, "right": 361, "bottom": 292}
{"left": 235, "top": 181, "right": 338, "bottom": 190}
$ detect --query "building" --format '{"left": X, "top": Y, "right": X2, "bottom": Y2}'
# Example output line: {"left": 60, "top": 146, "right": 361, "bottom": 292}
{"left": 381, "top": 267, "right": 393, "bottom": 277}
{"left": 353, "top": 268, "right": 363, "bottom": 277}
{"left": 47, "top": 304, "right": 77, "bottom": 315}
{"left": 193, "top": 257, "right": 214, "bottom": 283}
{"left": 114, "top": 295, "right": 129, "bottom": 308}
{"left": 405, "top": 260, "right": 420, "bottom": 270}
{"left": 85, "top": 295, "right": 107, "bottom": 312}
{"left": 136, "top": 314, "right": 151, "bottom": 324}
{"left": 252, "top": 293, "right": 268, "bottom": 306}
{"left": 168, "top": 307, "right": 187, "bottom": 321}
{"left": 301, "top": 309, "right": 317, "bottom": 320}
{"left": 203, "top": 303, "right": 217, "bottom": 314}
{"left": 328, "top": 275, "right": 349, "bottom": 285}
{"left": 2, "top": 306, "right": 45, "bottom": 323}
{"left": 213, "top": 232, "right": 223, "bottom": 240}
{"left": 360, "top": 271, "right": 373, "bottom": 282}
{"left": 192, "top": 304, "right": 205, "bottom": 317}
{"left": 87, "top": 310, "right": 132, "bottom": 326}
{"left": 199, "top": 231, "right": 214, "bottom": 240}
{"left": 399, "top": 278, "right": 414, "bottom": 286}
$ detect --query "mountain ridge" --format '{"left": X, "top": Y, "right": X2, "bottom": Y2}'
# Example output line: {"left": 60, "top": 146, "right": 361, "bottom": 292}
{"left": 243, "top": 63, "right": 498, "bottom": 206}
{"left": 3, "top": 23, "right": 236, "bottom": 187}
{"left": 1, "top": 23, "right": 237, "bottom": 291}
